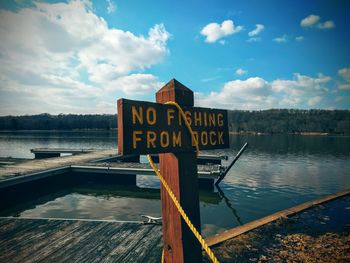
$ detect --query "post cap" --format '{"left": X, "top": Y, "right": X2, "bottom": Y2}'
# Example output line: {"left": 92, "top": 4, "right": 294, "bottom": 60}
{"left": 156, "top": 79, "right": 194, "bottom": 106}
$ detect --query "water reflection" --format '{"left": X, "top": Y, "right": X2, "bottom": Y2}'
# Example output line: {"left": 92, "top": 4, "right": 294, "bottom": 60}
{"left": 1, "top": 182, "right": 223, "bottom": 231}
{"left": 215, "top": 184, "right": 243, "bottom": 225}
{"left": 0, "top": 130, "right": 117, "bottom": 158}
{"left": 230, "top": 134, "right": 350, "bottom": 156}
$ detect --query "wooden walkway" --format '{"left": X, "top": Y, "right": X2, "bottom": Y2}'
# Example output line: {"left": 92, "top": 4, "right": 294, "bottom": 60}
{"left": 0, "top": 149, "right": 117, "bottom": 180}
{"left": 0, "top": 217, "right": 162, "bottom": 263}
{"left": 0, "top": 150, "right": 221, "bottom": 189}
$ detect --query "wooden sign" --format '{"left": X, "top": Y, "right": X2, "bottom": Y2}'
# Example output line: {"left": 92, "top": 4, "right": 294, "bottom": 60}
{"left": 117, "top": 79, "right": 230, "bottom": 263}
{"left": 117, "top": 98, "right": 229, "bottom": 155}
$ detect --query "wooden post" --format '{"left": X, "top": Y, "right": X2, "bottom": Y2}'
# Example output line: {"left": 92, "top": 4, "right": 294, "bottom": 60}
{"left": 156, "top": 79, "right": 202, "bottom": 262}
{"left": 118, "top": 78, "right": 229, "bottom": 261}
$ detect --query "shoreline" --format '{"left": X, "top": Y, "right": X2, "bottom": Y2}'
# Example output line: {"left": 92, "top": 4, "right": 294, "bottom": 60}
{"left": 0, "top": 130, "right": 348, "bottom": 136}
{"left": 204, "top": 189, "right": 350, "bottom": 262}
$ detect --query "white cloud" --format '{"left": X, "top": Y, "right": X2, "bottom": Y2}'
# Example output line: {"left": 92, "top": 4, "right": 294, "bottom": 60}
{"left": 300, "top": 14, "right": 335, "bottom": 30}
{"left": 271, "top": 73, "right": 330, "bottom": 94}
{"left": 338, "top": 84, "right": 350, "bottom": 90}
{"left": 248, "top": 24, "right": 264, "bottom": 37}
{"left": 300, "top": 14, "right": 320, "bottom": 27}
{"left": 235, "top": 68, "right": 247, "bottom": 76}
{"left": 195, "top": 77, "right": 275, "bottom": 110}
{"left": 308, "top": 96, "right": 322, "bottom": 107}
{"left": 317, "top": 20, "right": 335, "bottom": 29}
{"left": 295, "top": 36, "right": 304, "bottom": 41}
{"left": 338, "top": 68, "right": 350, "bottom": 82}
{"left": 105, "top": 74, "right": 163, "bottom": 95}
{"left": 200, "top": 19, "right": 243, "bottom": 43}
{"left": 338, "top": 67, "right": 350, "bottom": 90}
{"left": 273, "top": 35, "right": 287, "bottom": 43}
{"left": 195, "top": 73, "right": 331, "bottom": 110}
{"left": 0, "top": 0, "right": 170, "bottom": 114}
{"left": 106, "top": 0, "right": 116, "bottom": 14}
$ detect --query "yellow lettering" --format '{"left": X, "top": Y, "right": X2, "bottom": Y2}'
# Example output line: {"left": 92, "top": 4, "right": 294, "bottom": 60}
{"left": 203, "top": 112, "right": 207, "bottom": 127}
{"left": 194, "top": 111, "right": 202, "bottom": 126}
{"left": 147, "top": 131, "right": 156, "bottom": 148}
{"left": 185, "top": 111, "right": 192, "bottom": 125}
{"left": 209, "top": 131, "right": 216, "bottom": 145}
{"left": 201, "top": 131, "right": 208, "bottom": 146}
{"left": 167, "top": 108, "right": 175, "bottom": 125}
{"left": 178, "top": 111, "right": 182, "bottom": 125}
{"left": 160, "top": 131, "right": 170, "bottom": 148}
{"left": 217, "top": 113, "right": 224, "bottom": 127}
{"left": 133, "top": 131, "right": 142, "bottom": 149}
{"left": 218, "top": 131, "right": 224, "bottom": 144}
{"left": 172, "top": 131, "right": 181, "bottom": 147}
{"left": 208, "top": 113, "right": 216, "bottom": 127}
{"left": 191, "top": 131, "right": 198, "bottom": 146}
{"left": 146, "top": 107, "right": 156, "bottom": 125}
{"left": 132, "top": 106, "right": 143, "bottom": 125}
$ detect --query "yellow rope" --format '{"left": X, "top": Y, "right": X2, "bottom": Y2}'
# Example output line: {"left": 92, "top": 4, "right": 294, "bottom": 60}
{"left": 164, "top": 101, "right": 199, "bottom": 157}
{"left": 148, "top": 101, "right": 219, "bottom": 263}
{"left": 148, "top": 154, "right": 219, "bottom": 263}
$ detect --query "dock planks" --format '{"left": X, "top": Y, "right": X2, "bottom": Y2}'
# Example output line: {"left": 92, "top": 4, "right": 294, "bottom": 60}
{"left": 0, "top": 149, "right": 117, "bottom": 180}
{"left": 0, "top": 217, "right": 162, "bottom": 263}
{"left": 0, "top": 150, "right": 221, "bottom": 186}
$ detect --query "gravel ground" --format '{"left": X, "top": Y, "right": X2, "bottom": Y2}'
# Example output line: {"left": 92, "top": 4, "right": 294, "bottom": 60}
{"left": 204, "top": 194, "right": 350, "bottom": 262}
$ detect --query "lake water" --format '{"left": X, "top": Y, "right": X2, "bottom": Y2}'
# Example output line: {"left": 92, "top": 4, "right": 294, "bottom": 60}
{"left": 0, "top": 131, "right": 350, "bottom": 237}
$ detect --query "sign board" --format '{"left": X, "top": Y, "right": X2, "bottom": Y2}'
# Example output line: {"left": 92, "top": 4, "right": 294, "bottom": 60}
{"left": 118, "top": 98, "right": 229, "bottom": 155}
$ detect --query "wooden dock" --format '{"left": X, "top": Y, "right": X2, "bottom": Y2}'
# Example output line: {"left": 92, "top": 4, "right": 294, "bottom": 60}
{"left": 0, "top": 149, "right": 117, "bottom": 180}
{"left": 0, "top": 217, "right": 163, "bottom": 263}
{"left": 0, "top": 149, "right": 223, "bottom": 190}
{"left": 0, "top": 148, "right": 229, "bottom": 262}
{"left": 30, "top": 148, "right": 95, "bottom": 159}
{"left": 29, "top": 148, "right": 227, "bottom": 164}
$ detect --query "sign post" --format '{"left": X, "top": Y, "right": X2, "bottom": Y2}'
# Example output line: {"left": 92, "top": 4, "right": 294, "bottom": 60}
{"left": 117, "top": 79, "right": 229, "bottom": 262}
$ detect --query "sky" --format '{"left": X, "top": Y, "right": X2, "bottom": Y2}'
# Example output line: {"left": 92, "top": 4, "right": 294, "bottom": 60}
{"left": 0, "top": 0, "right": 349, "bottom": 115}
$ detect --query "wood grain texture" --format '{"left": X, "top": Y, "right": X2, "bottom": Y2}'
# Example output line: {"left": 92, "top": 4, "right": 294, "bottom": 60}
{"left": 156, "top": 79, "right": 202, "bottom": 263}
{"left": 0, "top": 218, "right": 162, "bottom": 263}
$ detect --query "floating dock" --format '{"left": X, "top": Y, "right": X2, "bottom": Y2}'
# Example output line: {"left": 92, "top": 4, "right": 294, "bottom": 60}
{"left": 0, "top": 149, "right": 225, "bottom": 190}
{"left": 0, "top": 148, "right": 228, "bottom": 262}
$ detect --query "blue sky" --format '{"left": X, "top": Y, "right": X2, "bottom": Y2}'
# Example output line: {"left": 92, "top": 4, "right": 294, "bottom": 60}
{"left": 0, "top": 0, "right": 349, "bottom": 115}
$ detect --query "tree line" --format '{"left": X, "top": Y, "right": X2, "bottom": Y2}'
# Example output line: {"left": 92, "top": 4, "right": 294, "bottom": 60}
{"left": 228, "top": 109, "right": 350, "bottom": 134}
{"left": 0, "top": 113, "right": 117, "bottom": 130}
{"left": 0, "top": 109, "right": 349, "bottom": 134}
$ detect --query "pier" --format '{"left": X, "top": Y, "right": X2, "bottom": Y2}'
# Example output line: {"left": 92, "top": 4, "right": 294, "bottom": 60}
{"left": 0, "top": 147, "right": 228, "bottom": 263}
{"left": 0, "top": 217, "right": 163, "bottom": 263}
{"left": 0, "top": 149, "right": 225, "bottom": 189}
{"left": 30, "top": 148, "right": 95, "bottom": 159}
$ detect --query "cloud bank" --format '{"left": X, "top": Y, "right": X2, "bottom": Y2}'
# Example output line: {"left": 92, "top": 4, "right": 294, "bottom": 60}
{"left": 195, "top": 73, "right": 333, "bottom": 110}
{"left": 0, "top": 0, "right": 169, "bottom": 114}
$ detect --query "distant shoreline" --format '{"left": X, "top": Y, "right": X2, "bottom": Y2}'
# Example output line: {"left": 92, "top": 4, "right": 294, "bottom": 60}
{"left": 1, "top": 110, "right": 349, "bottom": 135}
{"left": 229, "top": 131, "right": 334, "bottom": 136}
{"left": 0, "top": 129, "right": 348, "bottom": 136}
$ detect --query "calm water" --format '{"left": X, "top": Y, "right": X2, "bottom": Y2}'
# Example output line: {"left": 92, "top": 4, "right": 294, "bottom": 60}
{"left": 0, "top": 131, "right": 350, "bottom": 237}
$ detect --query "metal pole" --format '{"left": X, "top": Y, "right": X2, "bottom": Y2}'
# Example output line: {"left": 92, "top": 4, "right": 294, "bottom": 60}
{"left": 215, "top": 142, "right": 248, "bottom": 186}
